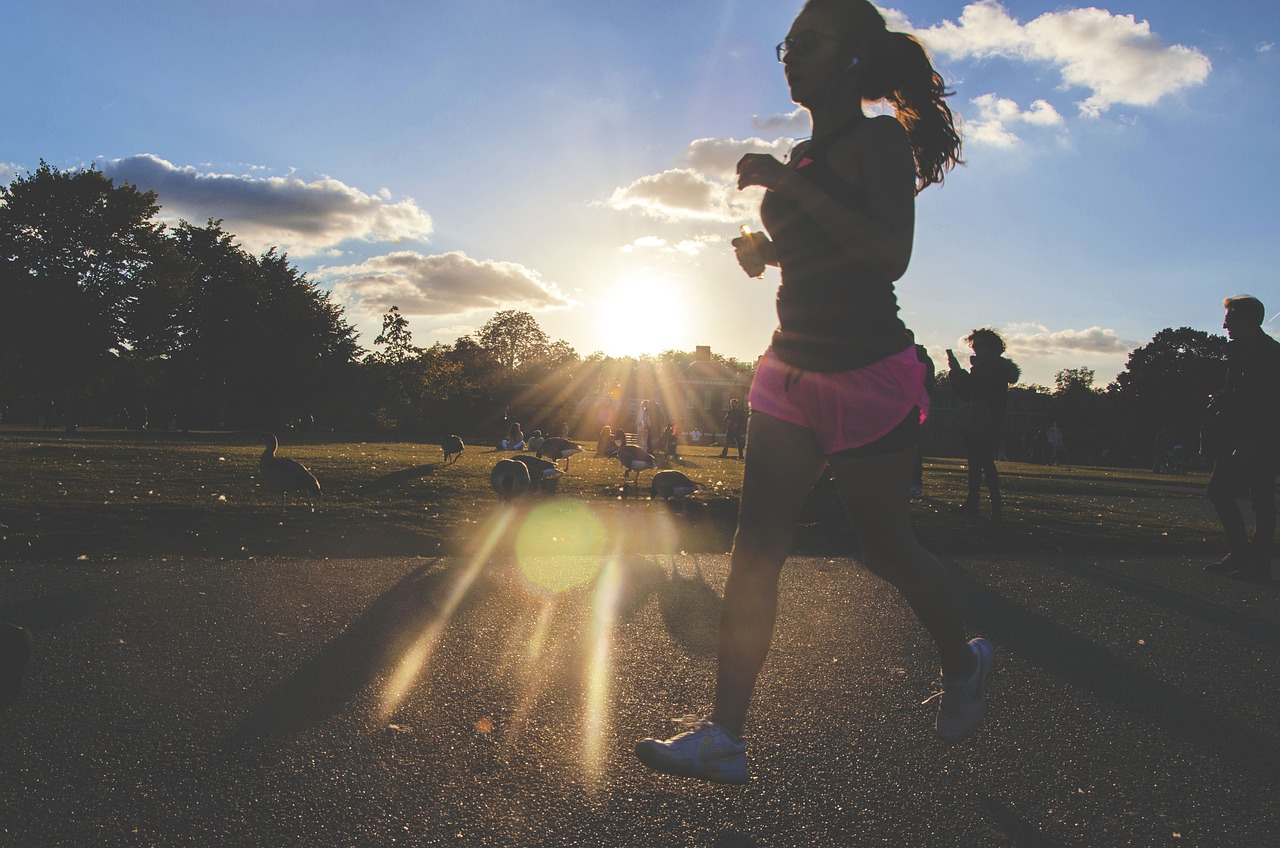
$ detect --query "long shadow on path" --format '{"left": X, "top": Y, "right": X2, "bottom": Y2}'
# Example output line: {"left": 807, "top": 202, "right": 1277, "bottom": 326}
{"left": 949, "top": 559, "right": 1280, "bottom": 782}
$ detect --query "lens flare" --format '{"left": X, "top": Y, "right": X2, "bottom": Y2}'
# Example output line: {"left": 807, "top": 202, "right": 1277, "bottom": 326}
{"left": 515, "top": 501, "right": 607, "bottom": 593}
{"left": 378, "top": 510, "right": 511, "bottom": 719}
{"left": 581, "top": 556, "right": 622, "bottom": 789}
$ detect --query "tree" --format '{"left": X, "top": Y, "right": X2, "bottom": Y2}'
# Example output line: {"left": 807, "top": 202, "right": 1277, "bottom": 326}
{"left": 1108, "top": 327, "right": 1228, "bottom": 462}
{"left": 369, "top": 306, "right": 421, "bottom": 366}
{"left": 163, "top": 220, "right": 360, "bottom": 428}
{"left": 1054, "top": 367, "right": 1095, "bottom": 395}
{"left": 476, "top": 310, "right": 550, "bottom": 372}
{"left": 0, "top": 162, "right": 173, "bottom": 412}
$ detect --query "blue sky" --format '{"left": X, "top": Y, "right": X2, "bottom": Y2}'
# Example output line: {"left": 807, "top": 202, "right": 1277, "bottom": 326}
{"left": 3, "top": 1, "right": 1276, "bottom": 386}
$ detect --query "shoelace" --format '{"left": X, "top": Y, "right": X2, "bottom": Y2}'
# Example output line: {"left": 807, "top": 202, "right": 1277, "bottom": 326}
{"left": 671, "top": 713, "right": 713, "bottom": 730}
{"left": 921, "top": 675, "right": 970, "bottom": 709}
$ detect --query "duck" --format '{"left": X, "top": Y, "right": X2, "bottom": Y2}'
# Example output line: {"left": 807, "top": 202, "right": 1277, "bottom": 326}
{"left": 536, "top": 436, "right": 584, "bottom": 470}
{"left": 609, "top": 443, "right": 658, "bottom": 490}
{"left": 490, "top": 458, "right": 531, "bottom": 501}
{"left": 650, "top": 470, "right": 704, "bottom": 516}
{"left": 513, "top": 454, "right": 565, "bottom": 493}
{"left": 259, "top": 433, "right": 320, "bottom": 512}
{"left": 441, "top": 434, "right": 464, "bottom": 465}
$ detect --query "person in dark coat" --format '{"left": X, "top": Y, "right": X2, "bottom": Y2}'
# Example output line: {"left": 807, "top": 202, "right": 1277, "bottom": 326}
{"left": 720, "top": 398, "right": 746, "bottom": 459}
{"left": 1205, "top": 295, "right": 1280, "bottom": 582}
{"left": 947, "top": 328, "right": 1020, "bottom": 520}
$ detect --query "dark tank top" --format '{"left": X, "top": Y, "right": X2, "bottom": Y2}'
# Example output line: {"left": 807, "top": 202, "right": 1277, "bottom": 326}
{"left": 760, "top": 116, "right": 909, "bottom": 372}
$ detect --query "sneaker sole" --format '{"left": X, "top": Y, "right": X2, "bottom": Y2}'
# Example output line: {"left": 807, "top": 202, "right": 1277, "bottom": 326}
{"left": 634, "top": 741, "right": 748, "bottom": 785}
{"left": 936, "top": 638, "right": 995, "bottom": 744}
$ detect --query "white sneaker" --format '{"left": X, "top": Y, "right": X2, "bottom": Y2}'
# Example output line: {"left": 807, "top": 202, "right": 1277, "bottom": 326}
{"left": 635, "top": 716, "right": 748, "bottom": 784}
{"left": 931, "top": 637, "right": 995, "bottom": 743}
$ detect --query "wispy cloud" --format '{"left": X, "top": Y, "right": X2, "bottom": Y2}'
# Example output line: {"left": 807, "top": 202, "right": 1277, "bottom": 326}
{"left": 605, "top": 168, "right": 761, "bottom": 223}
{"left": 684, "top": 137, "right": 796, "bottom": 180}
{"left": 316, "top": 250, "right": 574, "bottom": 319}
{"left": 751, "top": 109, "right": 811, "bottom": 135}
{"left": 898, "top": 1, "right": 1211, "bottom": 117}
{"left": 965, "top": 93, "right": 1063, "bottom": 147}
{"left": 0, "top": 162, "right": 22, "bottom": 185}
{"left": 619, "top": 233, "right": 723, "bottom": 255}
{"left": 605, "top": 136, "right": 793, "bottom": 224}
{"left": 996, "top": 324, "right": 1135, "bottom": 357}
{"left": 99, "top": 154, "right": 434, "bottom": 257}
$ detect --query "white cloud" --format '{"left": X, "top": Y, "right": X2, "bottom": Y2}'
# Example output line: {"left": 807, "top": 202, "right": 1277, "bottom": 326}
{"left": 620, "top": 233, "right": 723, "bottom": 256}
{"left": 620, "top": 236, "right": 668, "bottom": 253}
{"left": 996, "top": 324, "right": 1135, "bottom": 357}
{"left": 752, "top": 109, "right": 811, "bottom": 135}
{"left": 0, "top": 162, "right": 22, "bottom": 185}
{"left": 1259, "top": 42, "right": 1275, "bottom": 53}
{"left": 605, "top": 168, "right": 762, "bottom": 223}
{"left": 99, "top": 154, "right": 434, "bottom": 257}
{"left": 966, "top": 93, "right": 1063, "bottom": 147}
{"left": 673, "top": 234, "right": 723, "bottom": 256}
{"left": 684, "top": 137, "right": 796, "bottom": 180}
{"left": 316, "top": 250, "right": 574, "bottom": 319}
{"left": 903, "top": 1, "right": 1211, "bottom": 116}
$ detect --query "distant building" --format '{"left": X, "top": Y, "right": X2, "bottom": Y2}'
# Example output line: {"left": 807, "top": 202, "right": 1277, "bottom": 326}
{"left": 572, "top": 345, "right": 753, "bottom": 440}
{"left": 657, "top": 346, "right": 753, "bottom": 436}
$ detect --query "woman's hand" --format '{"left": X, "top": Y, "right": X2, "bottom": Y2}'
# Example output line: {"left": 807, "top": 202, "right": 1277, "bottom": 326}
{"left": 731, "top": 230, "right": 776, "bottom": 277}
{"left": 736, "top": 153, "right": 795, "bottom": 194}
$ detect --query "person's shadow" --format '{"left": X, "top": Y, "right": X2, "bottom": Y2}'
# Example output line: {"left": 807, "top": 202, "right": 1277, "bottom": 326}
{"left": 657, "top": 556, "right": 722, "bottom": 656}
{"left": 229, "top": 559, "right": 458, "bottom": 745}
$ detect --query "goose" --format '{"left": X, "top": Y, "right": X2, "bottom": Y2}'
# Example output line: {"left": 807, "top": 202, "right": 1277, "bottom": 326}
{"left": 441, "top": 434, "right": 464, "bottom": 465}
{"left": 609, "top": 443, "right": 658, "bottom": 490}
{"left": 536, "top": 436, "right": 584, "bottom": 470}
{"left": 259, "top": 433, "right": 320, "bottom": 512}
{"left": 650, "top": 470, "right": 704, "bottom": 516}
{"left": 513, "top": 454, "right": 565, "bottom": 493}
{"left": 490, "top": 458, "right": 531, "bottom": 501}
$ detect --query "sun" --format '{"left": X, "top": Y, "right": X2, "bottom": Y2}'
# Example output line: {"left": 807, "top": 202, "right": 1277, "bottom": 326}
{"left": 592, "top": 268, "right": 693, "bottom": 356}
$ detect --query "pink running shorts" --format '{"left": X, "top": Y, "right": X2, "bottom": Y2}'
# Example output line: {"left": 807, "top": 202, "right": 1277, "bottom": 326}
{"left": 747, "top": 345, "right": 931, "bottom": 455}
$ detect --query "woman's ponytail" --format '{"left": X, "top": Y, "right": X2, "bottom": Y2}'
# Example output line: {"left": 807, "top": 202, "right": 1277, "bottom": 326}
{"left": 868, "top": 31, "right": 963, "bottom": 192}
{"left": 803, "top": 0, "right": 964, "bottom": 193}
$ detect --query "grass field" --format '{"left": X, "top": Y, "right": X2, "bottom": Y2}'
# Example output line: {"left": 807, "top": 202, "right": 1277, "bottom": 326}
{"left": 0, "top": 427, "right": 1228, "bottom": 563}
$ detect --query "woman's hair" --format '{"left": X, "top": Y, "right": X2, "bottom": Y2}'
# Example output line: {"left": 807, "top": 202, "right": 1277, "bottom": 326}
{"left": 966, "top": 328, "right": 1006, "bottom": 354}
{"left": 802, "top": 0, "right": 963, "bottom": 192}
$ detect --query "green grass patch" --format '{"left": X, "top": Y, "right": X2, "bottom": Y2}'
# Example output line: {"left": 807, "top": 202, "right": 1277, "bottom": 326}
{"left": 0, "top": 428, "right": 1227, "bottom": 562}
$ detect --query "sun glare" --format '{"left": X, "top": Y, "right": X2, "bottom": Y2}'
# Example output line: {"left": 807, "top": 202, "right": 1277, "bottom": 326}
{"left": 593, "top": 269, "right": 693, "bottom": 356}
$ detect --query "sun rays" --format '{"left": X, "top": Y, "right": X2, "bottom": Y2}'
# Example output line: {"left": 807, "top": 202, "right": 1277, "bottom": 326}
{"left": 372, "top": 500, "right": 688, "bottom": 789}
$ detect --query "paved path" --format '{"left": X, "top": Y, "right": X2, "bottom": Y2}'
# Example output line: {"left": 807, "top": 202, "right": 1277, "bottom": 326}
{"left": 2, "top": 551, "right": 1277, "bottom": 847}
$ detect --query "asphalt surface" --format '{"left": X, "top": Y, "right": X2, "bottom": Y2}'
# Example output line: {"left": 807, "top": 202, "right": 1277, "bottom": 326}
{"left": 1, "top": 549, "right": 1277, "bottom": 847}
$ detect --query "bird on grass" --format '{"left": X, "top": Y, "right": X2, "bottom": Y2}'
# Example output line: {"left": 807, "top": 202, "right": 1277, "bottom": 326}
{"left": 536, "top": 437, "right": 584, "bottom": 470}
{"left": 650, "top": 470, "right": 704, "bottom": 516}
{"left": 608, "top": 443, "right": 658, "bottom": 490}
{"left": 513, "top": 454, "right": 565, "bottom": 493}
{"left": 490, "top": 458, "right": 531, "bottom": 501}
{"left": 441, "top": 435, "right": 465, "bottom": 465}
{"left": 259, "top": 433, "right": 320, "bottom": 512}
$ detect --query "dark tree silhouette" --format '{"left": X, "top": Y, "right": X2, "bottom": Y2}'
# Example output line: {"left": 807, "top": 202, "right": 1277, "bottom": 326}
{"left": 1108, "top": 327, "right": 1228, "bottom": 461}
{"left": 0, "top": 162, "right": 174, "bottom": 413}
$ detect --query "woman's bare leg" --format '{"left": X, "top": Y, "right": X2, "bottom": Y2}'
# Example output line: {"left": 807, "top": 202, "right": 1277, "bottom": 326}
{"left": 828, "top": 444, "right": 974, "bottom": 678}
{"left": 710, "top": 412, "right": 827, "bottom": 736}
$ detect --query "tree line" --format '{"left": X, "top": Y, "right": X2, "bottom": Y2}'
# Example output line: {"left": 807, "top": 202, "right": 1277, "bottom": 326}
{"left": 1, "top": 163, "right": 1226, "bottom": 463}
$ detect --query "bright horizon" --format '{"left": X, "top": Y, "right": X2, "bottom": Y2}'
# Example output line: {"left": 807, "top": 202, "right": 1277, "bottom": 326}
{"left": 3, "top": 1, "right": 1276, "bottom": 386}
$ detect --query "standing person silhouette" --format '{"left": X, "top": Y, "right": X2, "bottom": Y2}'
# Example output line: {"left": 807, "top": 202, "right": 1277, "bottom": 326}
{"left": 720, "top": 399, "right": 746, "bottom": 459}
{"left": 946, "top": 329, "right": 1021, "bottom": 520}
{"left": 1205, "top": 295, "right": 1280, "bottom": 583}
{"left": 636, "top": 0, "right": 992, "bottom": 785}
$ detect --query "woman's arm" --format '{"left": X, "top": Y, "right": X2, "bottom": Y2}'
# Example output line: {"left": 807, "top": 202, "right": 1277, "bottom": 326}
{"left": 737, "top": 115, "right": 916, "bottom": 280}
